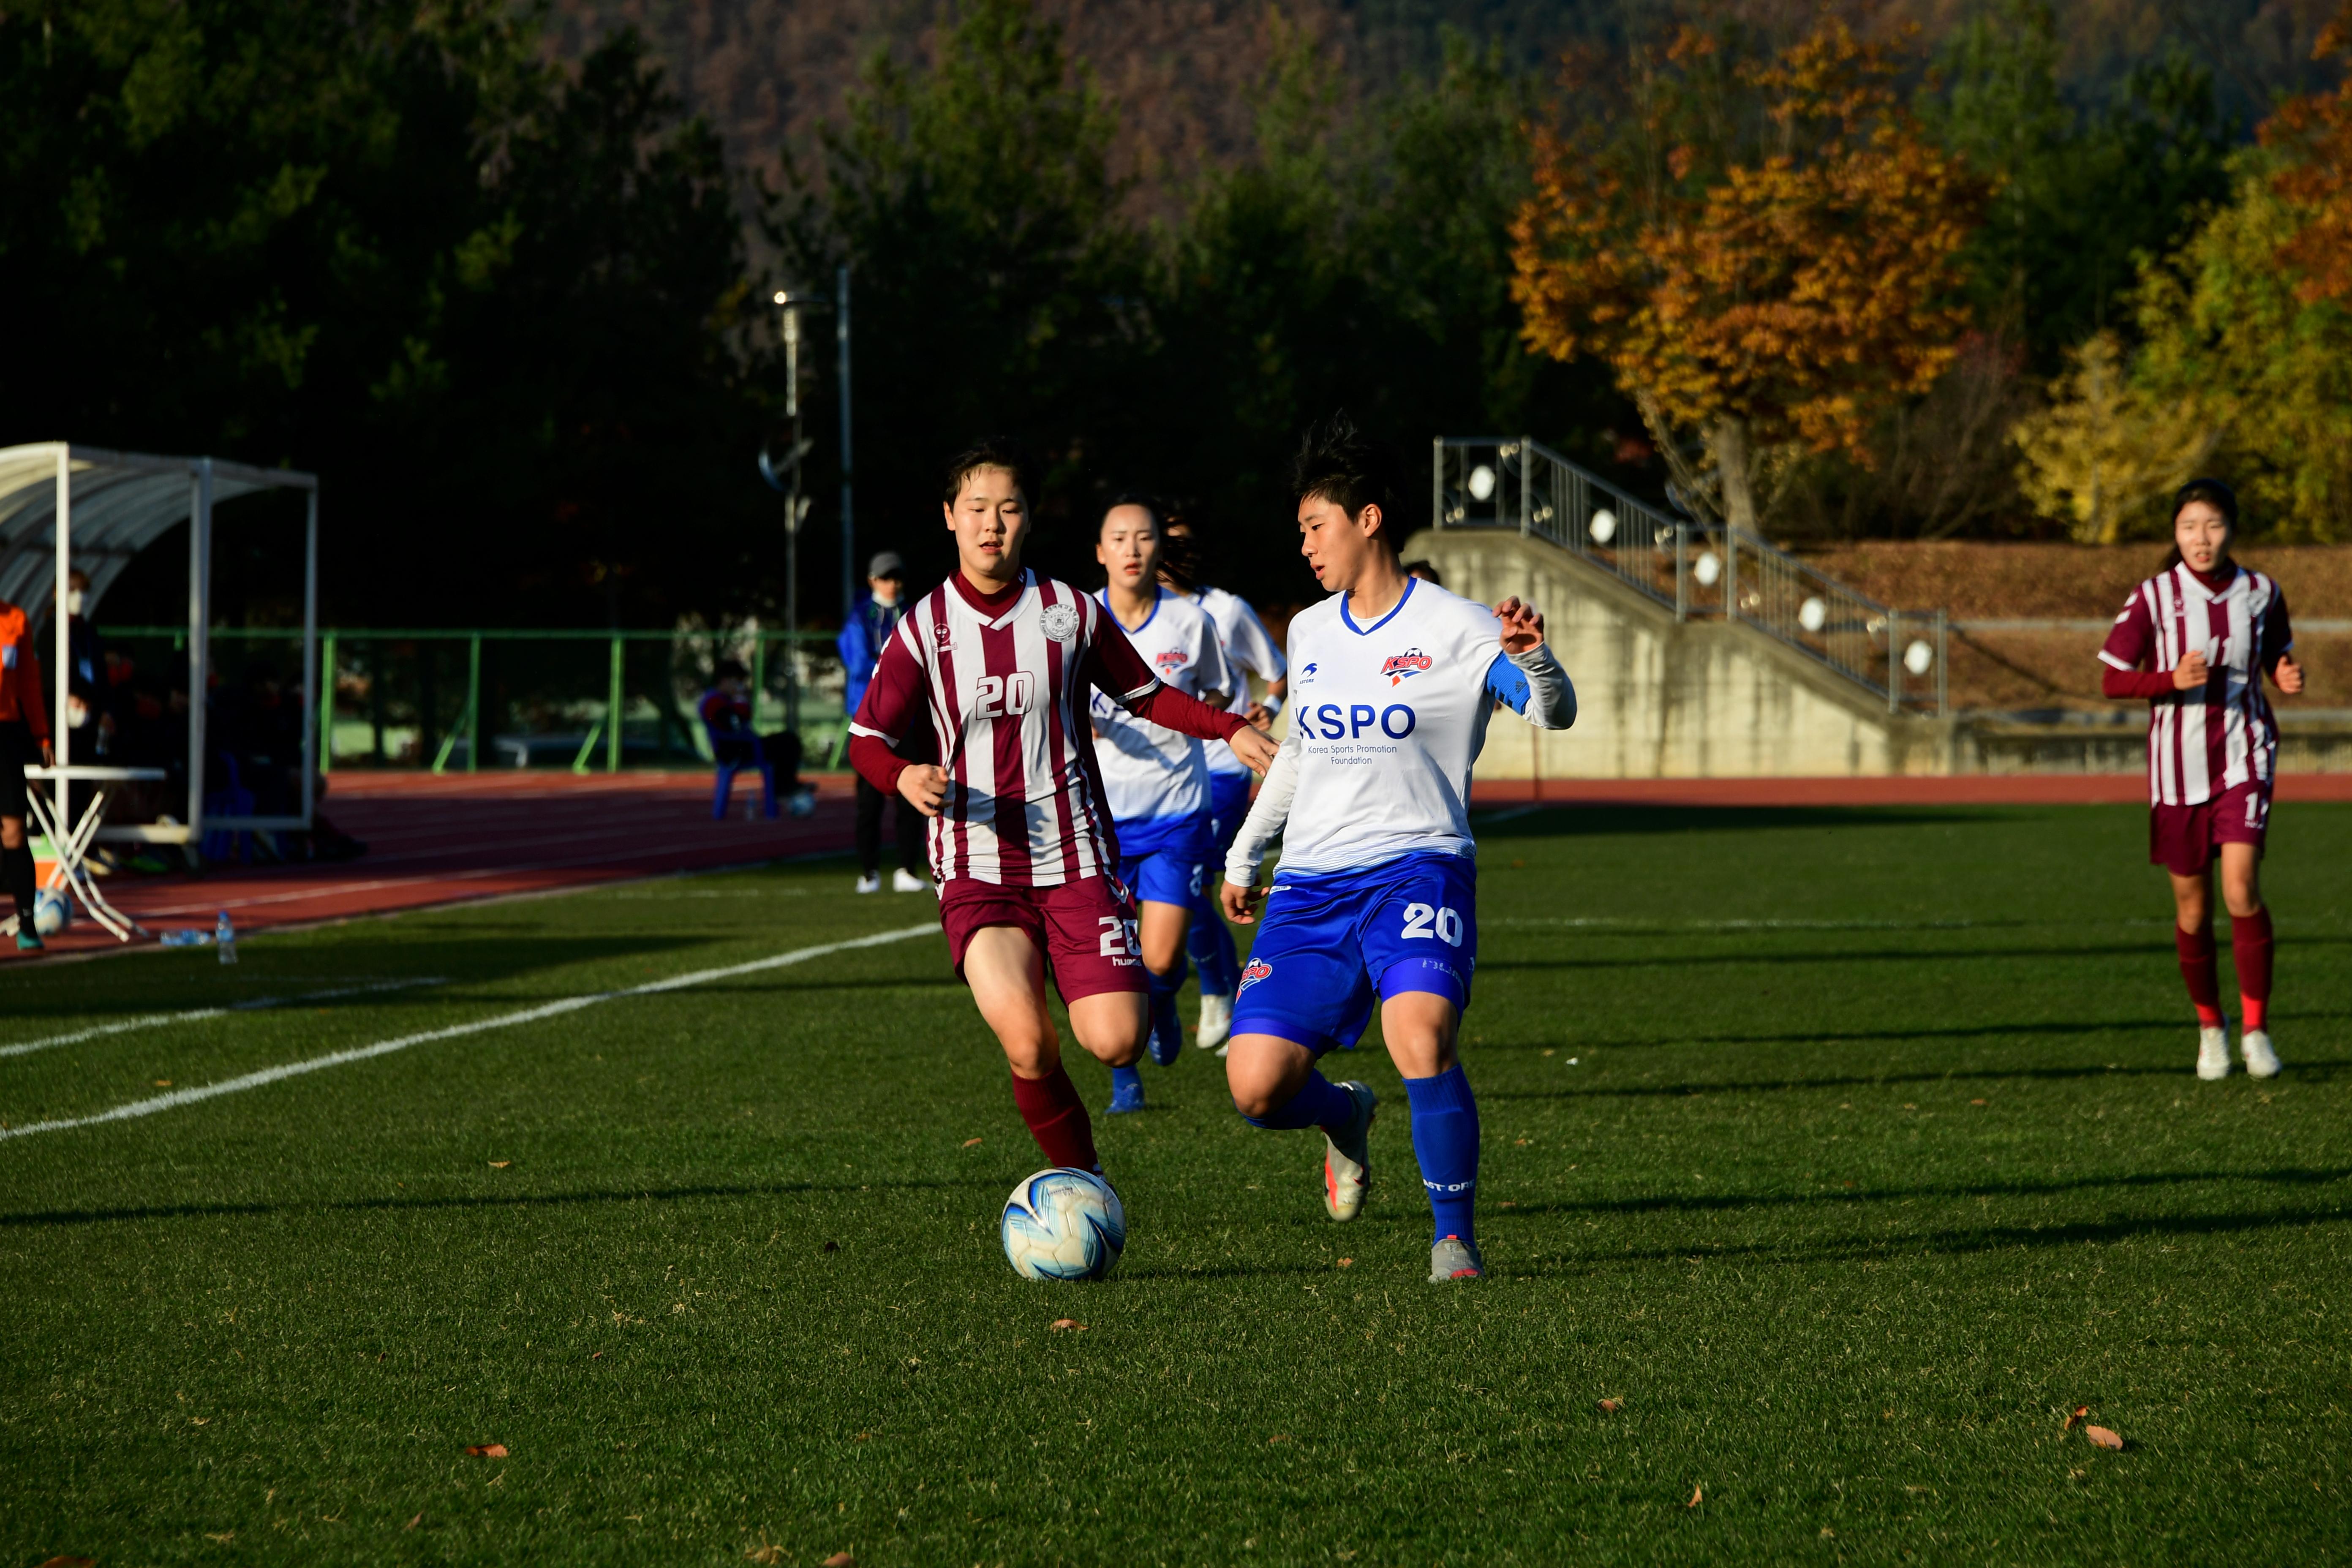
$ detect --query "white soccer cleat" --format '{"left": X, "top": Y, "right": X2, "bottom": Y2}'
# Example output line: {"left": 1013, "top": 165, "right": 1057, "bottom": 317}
{"left": 2196, "top": 1023, "right": 2231, "bottom": 1081}
{"left": 1196, "top": 993, "right": 1233, "bottom": 1050}
{"left": 855, "top": 873, "right": 882, "bottom": 895}
{"left": 2242, "top": 1028, "right": 2281, "bottom": 1079}
{"left": 893, "top": 868, "right": 928, "bottom": 893}
{"left": 1323, "top": 1081, "right": 1377, "bottom": 1222}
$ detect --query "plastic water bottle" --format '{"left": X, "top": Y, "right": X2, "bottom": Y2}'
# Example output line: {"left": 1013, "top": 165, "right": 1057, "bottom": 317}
{"left": 216, "top": 910, "right": 237, "bottom": 965}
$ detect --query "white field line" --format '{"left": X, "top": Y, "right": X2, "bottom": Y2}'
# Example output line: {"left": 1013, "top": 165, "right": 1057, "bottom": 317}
{"left": 3, "top": 977, "right": 449, "bottom": 1061}
{"left": 0, "top": 923, "right": 938, "bottom": 1142}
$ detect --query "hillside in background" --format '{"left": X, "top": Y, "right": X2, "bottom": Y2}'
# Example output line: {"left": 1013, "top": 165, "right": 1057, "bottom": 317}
{"left": 544, "top": 0, "right": 2344, "bottom": 209}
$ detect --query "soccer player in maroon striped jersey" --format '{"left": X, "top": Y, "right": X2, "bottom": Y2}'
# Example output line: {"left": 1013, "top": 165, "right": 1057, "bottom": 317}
{"left": 2098, "top": 479, "right": 2304, "bottom": 1081}
{"left": 846, "top": 438, "right": 1278, "bottom": 1185}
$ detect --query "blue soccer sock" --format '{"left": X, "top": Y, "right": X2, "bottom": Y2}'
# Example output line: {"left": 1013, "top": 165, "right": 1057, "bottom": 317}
{"left": 1404, "top": 1065, "right": 1480, "bottom": 1246}
{"left": 1187, "top": 902, "right": 1240, "bottom": 996}
{"left": 1110, "top": 1063, "right": 1144, "bottom": 1099}
{"left": 1241, "top": 1069, "right": 1356, "bottom": 1132}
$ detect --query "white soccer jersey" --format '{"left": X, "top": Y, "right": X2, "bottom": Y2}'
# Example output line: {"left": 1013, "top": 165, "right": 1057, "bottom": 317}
{"left": 1192, "top": 586, "right": 1286, "bottom": 779}
{"left": 1089, "top": 588, "right": 1231, "bottom": 825}
{"left": 1274, "top": 578, "right": 1542, "bottom": 875}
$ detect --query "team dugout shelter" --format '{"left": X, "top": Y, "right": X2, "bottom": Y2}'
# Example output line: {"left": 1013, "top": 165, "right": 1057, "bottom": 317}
{"left": 0, "top": 443, "right": 321, "bottom": 848}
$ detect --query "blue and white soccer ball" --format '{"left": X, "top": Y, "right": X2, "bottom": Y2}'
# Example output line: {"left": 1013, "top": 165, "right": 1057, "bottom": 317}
{"left": 32, "top": 887, "right": 72, "bottom": 937}
{"left": 1000, "top": 1168, "right": 1126, "bottom": 1281}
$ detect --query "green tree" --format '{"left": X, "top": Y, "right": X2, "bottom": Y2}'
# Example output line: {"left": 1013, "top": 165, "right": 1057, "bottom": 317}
{"left": 0, "top": 1, "right": 764, "bottom": 627}
{"left": 1925, "top": 0, "right": 2235, "bottom": 368}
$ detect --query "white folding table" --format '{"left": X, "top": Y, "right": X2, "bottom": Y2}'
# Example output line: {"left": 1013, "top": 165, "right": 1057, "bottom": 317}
{"left": 19, "top": 764, "right": 167, "bottom": 942}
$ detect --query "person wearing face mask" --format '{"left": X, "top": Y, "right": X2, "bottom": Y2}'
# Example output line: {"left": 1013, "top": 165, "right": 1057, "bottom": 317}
{"left": 0, "top": 592, "right": 56, "bottom": 952}
{"left": 838, "top": 551, "right": 927, "bottom": 894}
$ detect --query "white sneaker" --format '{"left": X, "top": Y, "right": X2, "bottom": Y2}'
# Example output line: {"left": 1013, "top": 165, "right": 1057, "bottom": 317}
{"left": 855, "top": 873, "right": 882, "bottom": 894}
{"left": 2242, "top": 1028, "right": 2281, "bottom": 1079}
{"left": 2197, "top": 1022, "right": 2231, "bottom": 1081}
{"left": 1196, "top": 993, "right": 1233, "bottom": 1050}
{"left": 892, "top": 868, "right": 928, "bottom": 893}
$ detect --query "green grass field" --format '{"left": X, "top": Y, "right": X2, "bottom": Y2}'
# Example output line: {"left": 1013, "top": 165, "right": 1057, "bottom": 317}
{"left": 3, "top": 803, "right": 2348, "bottom": 1566}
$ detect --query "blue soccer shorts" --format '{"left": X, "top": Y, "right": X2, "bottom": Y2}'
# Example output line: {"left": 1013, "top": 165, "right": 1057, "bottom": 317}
{"left": 1230, "top": 851, "right": 1478, "bottom": 1055}
{"left": 1117, "top": 809, "right": 1213, "bottom": 909}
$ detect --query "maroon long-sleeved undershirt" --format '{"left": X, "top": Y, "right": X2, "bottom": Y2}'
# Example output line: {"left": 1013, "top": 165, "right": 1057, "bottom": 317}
{"left": 848, "top": 683, "right": 1243, "bottom": 796}
{"left": 2101, "top": 667, "right": 2178, "bottom": 700}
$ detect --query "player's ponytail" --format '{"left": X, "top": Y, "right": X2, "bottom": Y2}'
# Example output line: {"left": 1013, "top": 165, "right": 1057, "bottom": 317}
{"left": 2161, "top": 477, "right": 2238, "bottom": 574}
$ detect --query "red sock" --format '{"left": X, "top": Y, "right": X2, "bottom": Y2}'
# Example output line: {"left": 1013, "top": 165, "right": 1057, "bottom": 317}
{"left": 1010, "top": 1064, "right": 1100, "bottom": 1173}
{"left": 2233, "top": 906, "right": 2274, "bottom": 1031}
{"left": 2176, "top": 923, "right": 2223, "bottom": 1026}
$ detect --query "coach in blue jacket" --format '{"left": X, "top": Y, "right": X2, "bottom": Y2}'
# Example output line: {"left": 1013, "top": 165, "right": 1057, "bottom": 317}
{"left": 838, "top": 552, "right": 928, "bottom": 893}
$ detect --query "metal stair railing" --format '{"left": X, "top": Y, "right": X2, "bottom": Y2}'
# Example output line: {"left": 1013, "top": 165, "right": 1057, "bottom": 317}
{"left": 1432, "top": 436, "right": 1948, "bottom": 717}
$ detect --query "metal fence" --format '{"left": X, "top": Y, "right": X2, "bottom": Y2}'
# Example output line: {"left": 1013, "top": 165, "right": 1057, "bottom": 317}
{"left": 95, "top": 626, "right": 852, "bottom": 772}
{"left": 1433, "top": 437, "right": 1948, "bottom": 716}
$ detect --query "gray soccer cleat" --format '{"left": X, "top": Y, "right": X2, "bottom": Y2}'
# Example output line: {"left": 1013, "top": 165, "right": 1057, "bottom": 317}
{"left": 2196, "top": 1022, "right": 2231, "bottom": 1081}
{"left": 2242, "top": 1027, "right": 2281, "bottom": 1079}
{"left": 1429, "top": 1235, "right": 1485, "bottom": 1282}
{"left": 1322, "top": 1081, "right": 1377, "bottom": 1222}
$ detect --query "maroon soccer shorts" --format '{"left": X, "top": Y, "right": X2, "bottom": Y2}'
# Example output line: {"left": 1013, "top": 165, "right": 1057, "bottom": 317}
{"left": 2150, "top": 778, "right": 2271, "bottom": 877}
{"left": 936, "top": 875, "right": 1147, "bottom": 1003}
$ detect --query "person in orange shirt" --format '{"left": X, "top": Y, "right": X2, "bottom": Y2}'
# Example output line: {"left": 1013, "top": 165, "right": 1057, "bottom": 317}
{"left": 1, "top": 596, "right": 57, "bottom": 951}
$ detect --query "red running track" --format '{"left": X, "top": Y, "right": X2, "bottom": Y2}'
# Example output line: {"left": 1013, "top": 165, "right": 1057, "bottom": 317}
{"left": 24, "top": 770, "right": 884, "bottom": 958}
{"left": 14, "top": 768, "right": 2349, "bottom": 962}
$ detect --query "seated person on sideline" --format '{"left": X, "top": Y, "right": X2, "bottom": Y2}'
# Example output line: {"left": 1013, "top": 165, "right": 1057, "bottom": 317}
{"left": 700, "top": 658, "right": 815, "bottom": 817}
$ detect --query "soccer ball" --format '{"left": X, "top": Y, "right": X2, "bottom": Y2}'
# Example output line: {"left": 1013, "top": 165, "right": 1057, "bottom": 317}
{"left": 1000, "top": 1168, "right": 1126, "bottom": 1281}
{"left": 33, "top": 887, "right": 71, "bottom": 937}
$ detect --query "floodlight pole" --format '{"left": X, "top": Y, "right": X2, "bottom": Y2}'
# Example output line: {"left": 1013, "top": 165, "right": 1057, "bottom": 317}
{"left": 838, "top": 264, "right": 854, "bottom": 623}
{"left": 772, "top": 288, "right": 831, "bottom": 738}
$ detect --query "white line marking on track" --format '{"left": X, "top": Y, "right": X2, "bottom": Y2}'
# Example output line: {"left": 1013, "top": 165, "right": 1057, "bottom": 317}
{"left": 0, "top": 924, "right": 938, "bottom": 1141}
{"left": 3, "top": 978, "right": 450, "bottom": 1061}
{"left": 1488, "top": 916, "right": 2179, "bottom": 931}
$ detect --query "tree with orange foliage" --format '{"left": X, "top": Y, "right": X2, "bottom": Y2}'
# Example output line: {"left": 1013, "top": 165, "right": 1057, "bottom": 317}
{"left": 2265, "top": 7, "right": 2352, "bottom": 304}
{"left": 1510, "top": 16, "right": 1989, "bottom": 532}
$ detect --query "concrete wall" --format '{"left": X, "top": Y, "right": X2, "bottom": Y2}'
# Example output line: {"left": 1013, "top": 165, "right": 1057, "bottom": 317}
{"left": 1402, "top": 527, "right": 2352, "bottom": 777}
{"left": 1402, "top": 528, "right": 1952, "bottom": 780}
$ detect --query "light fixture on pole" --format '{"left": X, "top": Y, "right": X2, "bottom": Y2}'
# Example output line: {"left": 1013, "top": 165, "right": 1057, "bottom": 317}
{"left": 762, "top": 286, "right": 831, "bottom": 736}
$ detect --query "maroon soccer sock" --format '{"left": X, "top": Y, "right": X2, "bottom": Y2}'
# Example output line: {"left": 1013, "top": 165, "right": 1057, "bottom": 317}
{"left": 1010, "top": 1063, "right": 1101, "bottom": 1173}
{"left": 2232, "top": 906, "right": 2274, "bottom": 1032}
{"left": 2175, "top": 922, "right": 2223, "bottom": 1026}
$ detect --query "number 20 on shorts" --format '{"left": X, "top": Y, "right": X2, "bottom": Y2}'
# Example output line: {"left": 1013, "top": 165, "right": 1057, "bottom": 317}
{"left": 1401, "top": 903, "right": 1464, "bottom": 946}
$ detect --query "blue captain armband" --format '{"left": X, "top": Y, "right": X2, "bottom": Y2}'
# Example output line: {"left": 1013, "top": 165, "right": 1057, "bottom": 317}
{"left": 1483, "top": 651, "right": 1533, "bottom": 714}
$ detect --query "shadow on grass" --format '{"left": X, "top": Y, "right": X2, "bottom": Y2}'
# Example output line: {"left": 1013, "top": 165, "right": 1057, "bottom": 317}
{"left": 1481, "top": 1058, "right": 2352, "bottom": 1100}
{"left": 1473, "top": 805, "right": 2033, "bottom": 838}
{"left": 0, "top": 1176, "right": 985, "bottom": 1230}
{"left": 1492, "top": 1164, "right": 2352, "bottom": 1222}
{"left": 1475, "top": 943, "right": 2222, "bottom": 975}
{"left": 0, "top": 936, "right": 723, "bottom": 1021}
{"left": 1514, "top": 1201, "right": 2352, "bottom": 1274}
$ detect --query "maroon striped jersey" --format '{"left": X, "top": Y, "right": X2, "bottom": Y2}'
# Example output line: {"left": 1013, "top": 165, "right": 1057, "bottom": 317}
{"left": 847, "top": 569, "right": 1164, "bottom": 887}
{"left": 2099, "top": 563, "right": 2294, "bottom": 807}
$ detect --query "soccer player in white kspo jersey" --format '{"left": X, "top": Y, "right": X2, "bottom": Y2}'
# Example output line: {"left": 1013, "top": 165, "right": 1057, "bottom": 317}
{"left": 2098, "top": 478, "right": 2303, "bottom": 1081}
{"left": 1158, "top": 514, "right": 1287, "bottom": 1053}
{"left": 1090, "top": 495, "right": 1234, "bottom": 1112}
{"left": 1219, "top": 417, "right": 1576, "bottom": 1283}
{"left": 847, "top": 439, "right": 1277, "bottom": 1190}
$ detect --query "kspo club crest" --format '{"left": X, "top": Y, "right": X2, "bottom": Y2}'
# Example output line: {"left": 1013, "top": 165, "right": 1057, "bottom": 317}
{"left": 1380, "top": 648, "right": 1434, "bottom": 685}
{"left": 1238, "top": 957, "right": 1274, "bottom": 992}
{"left": 1152, "top": 648, "right": 1190, "bottom": 675}
{"left": 1039, "top": 603, "right": 1081, "bottom": 642}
